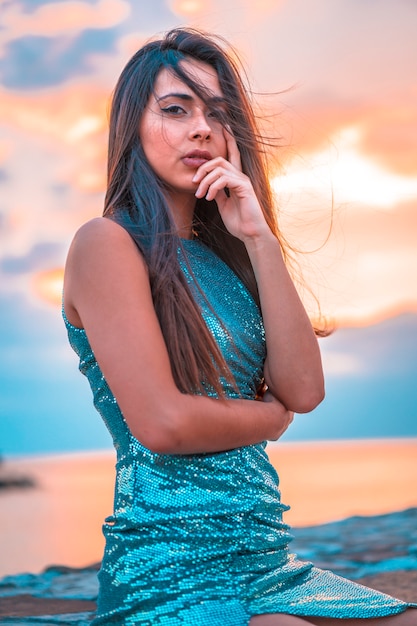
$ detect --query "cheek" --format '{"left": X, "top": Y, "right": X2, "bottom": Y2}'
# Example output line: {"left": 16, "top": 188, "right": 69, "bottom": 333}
{"left": 140, "top": 111, "right": 164, "bottom": 147}
{"left": 222, "top": 138, "right": 228, "bottom": 158}
{"left": 143, "top": 120, "right": 179, "bottom": 158}
{"left": 216, "top": 133, "right": 227, "bottom": 158}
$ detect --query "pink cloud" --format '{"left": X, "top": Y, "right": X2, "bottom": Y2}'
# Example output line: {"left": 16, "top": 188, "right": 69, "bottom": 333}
{"left": 1, "top": 0, "right": 416, "bottom": 327}
{"left": 0, "top": 83, "right": 108, "bottom": 193}
{"left": 275, "top": 95, "right": 417, "bottom": 179}
{"left": 1, "top": 0, "right": 130, "bottom": 43}
{"left": 284, "top": 201, "right": 417, "bottom": 327}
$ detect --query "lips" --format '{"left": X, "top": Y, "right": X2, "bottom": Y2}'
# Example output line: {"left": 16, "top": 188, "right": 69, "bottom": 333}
{"left": 182, "top": 150, "right": 212, "bottom": 168}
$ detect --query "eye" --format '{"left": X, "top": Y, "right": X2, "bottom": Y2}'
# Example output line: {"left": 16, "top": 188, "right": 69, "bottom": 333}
{"left": 161, "top": 105, "right": 186, "bottom": 115}
{"left": 208, "top": 109, "right": 224, "bottom": 121}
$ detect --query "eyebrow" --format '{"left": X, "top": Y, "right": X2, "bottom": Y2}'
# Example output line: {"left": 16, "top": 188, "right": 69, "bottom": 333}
{"left": 156, "top": 92, "right": 226, "bottom": 106}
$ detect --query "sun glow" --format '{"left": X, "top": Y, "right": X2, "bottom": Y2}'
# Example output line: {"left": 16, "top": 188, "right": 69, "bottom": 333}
{"left": 168, "top": 0, "right": 211, "bottom": 16}
{"left": 65, "top": 115, "right": 103, "bottom": 143}
{"left": 273, "top": 126, "right": 417, "bottom": 209}
{"left": 32, "top": 268, "right": 64, "bottom": 306}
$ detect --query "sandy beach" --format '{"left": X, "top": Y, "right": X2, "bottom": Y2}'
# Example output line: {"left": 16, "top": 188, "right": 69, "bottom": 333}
{"left": 1, "top": 439, "right": 416, "bottom": 620}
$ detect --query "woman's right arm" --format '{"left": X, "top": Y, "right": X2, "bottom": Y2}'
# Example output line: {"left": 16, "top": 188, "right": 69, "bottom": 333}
{"left": 63, "top": 217, "right": 293, "bottom": 455}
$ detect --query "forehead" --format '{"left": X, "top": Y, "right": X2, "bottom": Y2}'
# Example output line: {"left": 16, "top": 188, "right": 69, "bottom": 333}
{"left": 153, "top": 59, "right": 223, "bottom": 98}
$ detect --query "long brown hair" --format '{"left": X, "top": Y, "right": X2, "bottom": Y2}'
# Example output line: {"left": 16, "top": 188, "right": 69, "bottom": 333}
{"left": 104, "top": 28, "right": 305, "bottom": 395}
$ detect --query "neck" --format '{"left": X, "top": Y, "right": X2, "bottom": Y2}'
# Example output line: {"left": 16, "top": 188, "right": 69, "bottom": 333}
{"left": 165, "top": 191, "right": 196, "bottom": 240}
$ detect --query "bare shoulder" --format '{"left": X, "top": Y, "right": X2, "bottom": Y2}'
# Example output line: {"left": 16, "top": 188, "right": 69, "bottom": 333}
{"left": 67, "top": 216, "right": 145, "bottom": 271}
{"left": 74, "top": 216, "right": 129, "bottom": 237}
{"left": 64, "top": 217, "right": 148, "bottom": 326}
{"left": 71, "top": 216, "right": 138, "bottom": 252}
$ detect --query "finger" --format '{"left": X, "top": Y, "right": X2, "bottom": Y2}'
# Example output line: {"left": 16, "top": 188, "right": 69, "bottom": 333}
{"left": 192, "top": 156, "right": 231, "bottom": 184}
{"left": 196, "top": 174, "right": 231, "bottom": 202}
{"left": 194, "top": 167, "right": 230, "bottom": 197}
{"left": 224, "top": 126, "right": 242, "bottom": 171}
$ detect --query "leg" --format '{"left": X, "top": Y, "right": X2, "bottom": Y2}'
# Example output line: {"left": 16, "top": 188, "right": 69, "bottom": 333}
{"left": 249, "top": 610, "right": 417, "bottom": 626}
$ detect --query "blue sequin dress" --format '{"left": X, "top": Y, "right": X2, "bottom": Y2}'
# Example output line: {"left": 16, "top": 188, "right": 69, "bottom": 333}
{"left": 64, "top": 238, "right": 413, "bottom": 624}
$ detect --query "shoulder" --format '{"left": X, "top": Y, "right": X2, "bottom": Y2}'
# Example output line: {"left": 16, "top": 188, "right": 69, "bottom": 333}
{"left": 64, "top": 217, "right": 149, "bottom": 325}
{"left": 68, "top": 217, "right": 145, "bottom": 269}
{"left": 71, "top": 216, "right": 137, "bottom": 249}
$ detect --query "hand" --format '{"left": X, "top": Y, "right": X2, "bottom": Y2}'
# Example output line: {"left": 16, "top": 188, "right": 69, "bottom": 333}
{"left": 263, "top": 390, "right": 294, "bottom": 441}
{"left": 192, "top": 128, "right": 272, "bottom": 243}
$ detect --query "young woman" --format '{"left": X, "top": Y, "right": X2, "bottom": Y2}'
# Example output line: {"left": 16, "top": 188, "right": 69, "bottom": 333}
{"left": 63, "top": 27, "right": 416, "bottom": 626}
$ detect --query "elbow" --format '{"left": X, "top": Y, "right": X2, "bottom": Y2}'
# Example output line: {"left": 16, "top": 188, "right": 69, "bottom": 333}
{"left": 266, "top": 373, "right": 325, "bottom": 414}
{"left": 292, "top": 384, "right": 325, "bottom": 414}
{"left": 129, "top": 405, "right": 185, "bottom": 455}
{"left": 135, "top": 431, "right": 175, "bottom": 455}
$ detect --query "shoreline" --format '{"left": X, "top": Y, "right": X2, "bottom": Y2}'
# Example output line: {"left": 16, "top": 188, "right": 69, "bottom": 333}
{"left": 1, "top": 508, "right": 417, "bottom": 618}
{"left": 0, "top": 438, "right": 416, "bottom": 578}
{"left": 1, "top": 570, "right": 416, "bottom": 619}
{"left": 1, "top": 440, "right": 416, "bottom": 620}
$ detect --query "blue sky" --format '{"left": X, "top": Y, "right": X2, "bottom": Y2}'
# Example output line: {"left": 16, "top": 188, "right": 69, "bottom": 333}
{"left": 1, "top": 290, "right": 416, "bottom": 456}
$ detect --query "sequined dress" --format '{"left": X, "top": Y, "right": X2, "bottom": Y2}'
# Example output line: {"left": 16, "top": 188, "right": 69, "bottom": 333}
{"left": 64, "top": 238, "right": 413, "bottom": 624}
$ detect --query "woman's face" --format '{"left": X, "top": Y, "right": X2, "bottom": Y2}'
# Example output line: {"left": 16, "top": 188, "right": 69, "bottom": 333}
{"left": 139, "top": 59, "right": 228, "bottom": 208}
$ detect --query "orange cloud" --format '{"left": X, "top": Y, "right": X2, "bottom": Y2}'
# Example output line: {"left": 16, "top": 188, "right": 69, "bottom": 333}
{"left": 274, "top": 125, "right": 417, "bottom": 211}
{"left": 275, "top": 93, "right": 417, "bottom": 179}
{"left": 1, "top": 0, "right": 415, "bottom": 330}
{"left": 0, "top": 84, "right": 108, "bottom": 141}
{"left": 32, "top": 268, "right": 64, "bottom": 307}
{"left": 168, "top": 0, "right": 214, "bottom": 16}
{"left": 359, "top": 102, "right": 417, "bottom": 177}
{"left": 0, "top": 83, "right": 108, "bottom": 193}
{"left": 2, "top": 0, "right": 130, "bottom": 42}
{"left": 280, "top": 200, "right": 417, "bottom": 327}
{"left": 168, "top": 0, "right": 284, "bottom": 42}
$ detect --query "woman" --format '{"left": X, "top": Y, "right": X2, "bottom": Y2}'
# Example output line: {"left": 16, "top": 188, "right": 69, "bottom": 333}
{"left": 63, "top": 27, "right": 416, "bottom": 625}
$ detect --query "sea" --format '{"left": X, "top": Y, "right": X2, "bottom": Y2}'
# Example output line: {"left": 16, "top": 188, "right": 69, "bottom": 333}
{"left": 1, "top": 292, "right": 417, "bottom": 458}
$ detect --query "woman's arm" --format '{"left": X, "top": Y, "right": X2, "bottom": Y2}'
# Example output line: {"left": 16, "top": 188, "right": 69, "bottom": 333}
{"left": 63, "top": 217, "right": 293, "bottom": 454}
{"left": 193, "top": 130, "right": 325, "bottom": 414}
{"left": 244, "top": 234, "right": 325, "bottom": 413}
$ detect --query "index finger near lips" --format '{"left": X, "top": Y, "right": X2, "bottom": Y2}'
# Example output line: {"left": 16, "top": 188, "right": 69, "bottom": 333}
{"left": 223, "top": 126, "right": 242, "bottom": 171}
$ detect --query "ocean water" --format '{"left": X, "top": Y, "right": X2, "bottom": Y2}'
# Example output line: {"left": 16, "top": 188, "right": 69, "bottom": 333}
{"left": 1, "top": 292, "right": 417, "bottom": 457}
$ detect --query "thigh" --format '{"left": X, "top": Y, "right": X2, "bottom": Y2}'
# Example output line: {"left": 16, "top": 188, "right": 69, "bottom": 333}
{"left": 250, "top": 616, "right": 315, "bottom": 625}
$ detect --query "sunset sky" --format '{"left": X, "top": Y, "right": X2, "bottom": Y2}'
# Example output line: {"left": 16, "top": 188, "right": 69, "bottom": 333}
{"left": 1, "top": 0, "right": 417, "bottom": 324}
{"left": 1, "top": 0, "right": 416, "bottom": 454}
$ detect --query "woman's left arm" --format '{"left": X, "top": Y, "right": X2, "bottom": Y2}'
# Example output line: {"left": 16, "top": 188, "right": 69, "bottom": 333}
{"left": 244, "top": 234, "right": 325, "bottom": 413}
{"left": 193, "top": 130, "right": 325, "bottom": 413}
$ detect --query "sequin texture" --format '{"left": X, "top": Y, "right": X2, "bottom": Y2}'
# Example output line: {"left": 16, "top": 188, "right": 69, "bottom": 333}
{"left": 64, "top": 238, "right": 413, "bottom": 624}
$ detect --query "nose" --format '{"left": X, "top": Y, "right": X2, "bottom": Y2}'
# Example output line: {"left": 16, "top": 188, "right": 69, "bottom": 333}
{"left": 189, "top": 110, "right": 211, "bottom": 141}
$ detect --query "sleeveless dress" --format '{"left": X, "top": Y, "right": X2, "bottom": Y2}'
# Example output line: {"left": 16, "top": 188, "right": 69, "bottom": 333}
{"left": 64, "top": 238, "right": 413, "bottom": 625}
